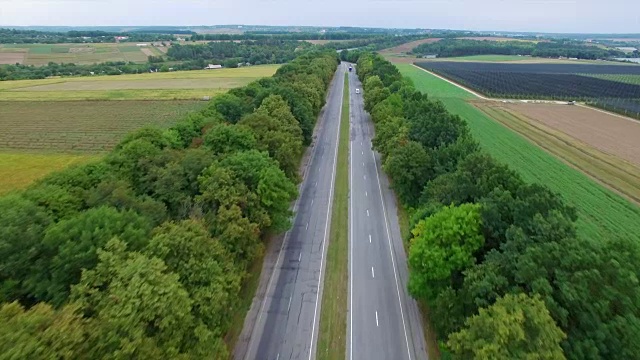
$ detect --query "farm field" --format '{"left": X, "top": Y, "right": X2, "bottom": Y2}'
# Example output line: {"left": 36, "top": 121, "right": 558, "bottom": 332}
{"left": 585, "top": 73, "right": 640, "bottom": 85}
{"left": 0, "top": 42, "right": 166, "bottom": 65}
{"left": 379, "top": 38, "right": 441, "bottom": 55}
{"left": 397, "top": 63, "right": 640, "bottom": 245}
{"left": 0, "top": 100, "right": 204, "bottom": 152}
{"left": 0, "top": 65, "right": 280, "bottom": 100}
{"left": 415, "top": 61, "right": 640, "bottom": 117}
{"left": 471, "top": 100, "right": 640, "bottom": 203}
{"left": 0, "top": 152, "right": 100, "bottom": 195}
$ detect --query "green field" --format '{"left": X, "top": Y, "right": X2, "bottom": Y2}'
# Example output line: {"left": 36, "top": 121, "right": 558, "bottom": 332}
{"left": 0, "top": 65, "right": 280, "bottom": 101}
{"left": 585, "top": 73, "right": 640, "bottom": 85}
{"left": 0, "top": 42, "right": 164, "bottom": 65}
{"left": 0, "top": 152, "right": 100, "bottom": 195}
{"left": 397, "top": 63, "right": 640, "bottom": 244}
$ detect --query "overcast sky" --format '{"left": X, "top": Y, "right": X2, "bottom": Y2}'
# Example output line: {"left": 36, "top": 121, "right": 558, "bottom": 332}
{"left": 0, "top": 0, "right": 638, "bottom": 34}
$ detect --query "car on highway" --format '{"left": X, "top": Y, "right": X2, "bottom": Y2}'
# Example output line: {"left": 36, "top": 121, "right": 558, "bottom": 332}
{"left": 356, "top": 88, "right": 360, "bottom": 94}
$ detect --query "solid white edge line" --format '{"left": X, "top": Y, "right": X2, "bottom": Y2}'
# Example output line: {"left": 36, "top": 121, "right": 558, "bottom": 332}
{"left": 308, "top": 64, "right": 345, "bottom": 360}
{"left": 369, "top": 100, "right": 414, "bottom": 360}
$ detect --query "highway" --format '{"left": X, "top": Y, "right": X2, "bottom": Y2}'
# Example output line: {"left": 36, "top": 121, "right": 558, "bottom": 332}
{"left": 347, "top": 65, "right": 429, "bottom": 360}
{"left": 242, "top": 63, "right": 347, "bottom": 360}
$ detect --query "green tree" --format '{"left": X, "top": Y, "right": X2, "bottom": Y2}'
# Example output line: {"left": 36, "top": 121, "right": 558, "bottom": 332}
{"left": 71, "top": 239, "right": 216, "bottom": 359}
{"left": 40, "top": 206, "right": 153, "bottom": 306}
{"left": 203, "top": 123, "right": 257, "bottom": 156}
{"left": 408, "top": 203, "right": 484, "bottom": 302}
{"left": 0, "top": 302, "right": 88, "bottom": 359}
{"left": 447, "top": 293, "right": 566, "bottom": 360}
{"left": 145, "top": 220, "right": 241, "bottom": 353}
{"left": 209, "top": 93, "right": 251, "bottom": 124}
{"left": 383, "top": 140, "right": 432, "bottom": 206}
{"left": 0, "top": 195, "right": 51, "bottom": 304}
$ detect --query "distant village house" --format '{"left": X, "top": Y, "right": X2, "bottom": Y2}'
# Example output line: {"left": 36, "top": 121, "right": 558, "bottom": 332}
{"left": 205, "top": 64, "right": 223, "bottom": 70}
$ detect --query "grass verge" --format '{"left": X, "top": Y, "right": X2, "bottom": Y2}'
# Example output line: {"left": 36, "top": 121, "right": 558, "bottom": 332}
{"left": 224, "top": 250, "right": 265, "bottom": 357}
{"left": 317, "top": 73, "right": 349, "bottom": 360}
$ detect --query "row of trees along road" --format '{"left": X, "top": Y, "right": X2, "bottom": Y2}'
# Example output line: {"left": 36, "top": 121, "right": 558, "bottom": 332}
{"left": 353, "top": 52, "right": 640, "bottom": 360}
{"left": 0, "top": 50, "right": 340, "bottom": 359}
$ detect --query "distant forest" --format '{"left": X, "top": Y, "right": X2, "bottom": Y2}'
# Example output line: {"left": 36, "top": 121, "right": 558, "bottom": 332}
{"left": 0, "top": 28, "right": 175, "bottom": 44}
{"left": 411, "top": 39, "right": 634, "bottom": 60}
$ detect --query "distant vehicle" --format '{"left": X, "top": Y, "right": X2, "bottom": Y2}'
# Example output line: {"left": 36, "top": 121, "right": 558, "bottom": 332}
{"left": 568, "top": 101, "right": 576, "bottom": 105}
{"left": 349, "top": 66, "right": 353, "bottom": 72}
{"left": 356, "top": 88, "right": 360, "bottom": 94}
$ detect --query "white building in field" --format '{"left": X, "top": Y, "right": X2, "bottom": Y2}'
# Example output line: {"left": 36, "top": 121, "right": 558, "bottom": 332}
{"left": 205, "top": 64, "right": 222, "bottom": 69}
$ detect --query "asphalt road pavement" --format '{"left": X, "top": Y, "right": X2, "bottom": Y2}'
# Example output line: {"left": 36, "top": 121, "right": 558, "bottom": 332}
{"left": 243, "top": 63, "right": 347, "bottom": 360}
{"left": 347, "top": 64, "right": 429, "bottom": 360}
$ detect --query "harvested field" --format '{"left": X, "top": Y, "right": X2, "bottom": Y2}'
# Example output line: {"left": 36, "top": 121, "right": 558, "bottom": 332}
{"left": 490, "top": 102, "right": 640, "bottom": 167}
{"left": 0, "top": 101, "right": 204, "bottom": 152}
{"left": 380, "top": 38, "right": 441, "bottom": 54}
{"left": 140, "top": 47, "right": 156, "bottom": 57}
{"left": 473, "top": 100, "right": 640, "bottom": 203}
{"left": 0, "top": 43, "right": 164, "bottom": 65}
{"left": 0, "top": 51, "right": 26, "bottom": 65}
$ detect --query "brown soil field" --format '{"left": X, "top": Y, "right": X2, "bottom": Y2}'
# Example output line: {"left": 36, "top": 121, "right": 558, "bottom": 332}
{"left": 0, "top": 52, "right": 26, "bottom": 65}
{"left": 0, "top": 101, "right": 204, "bottom": 152}
{"left": 484, "top": 102, "right": 640, "bottom": 167}
{"left": 380, "top": 38, "right": 442, "bottom": 54}
{"left": 140, "top": 47, "right": 155, "bottom": 57}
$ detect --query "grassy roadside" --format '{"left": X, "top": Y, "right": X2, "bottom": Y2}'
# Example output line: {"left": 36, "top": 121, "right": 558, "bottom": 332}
{"left": 317, "top": 73, "right": 349, "bottom": 360}
{"left": 224, "top": 250, "right": 265, "bottom": 356}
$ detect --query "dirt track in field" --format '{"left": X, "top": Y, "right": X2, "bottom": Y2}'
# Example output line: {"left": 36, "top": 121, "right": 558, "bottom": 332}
{"left": 485, "top": 102, "right": 640, "bottom": 167}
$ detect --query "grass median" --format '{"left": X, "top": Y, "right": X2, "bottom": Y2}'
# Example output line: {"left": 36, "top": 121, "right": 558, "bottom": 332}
{"left": 317, "top": 72, "right": 349, "bottom": 360}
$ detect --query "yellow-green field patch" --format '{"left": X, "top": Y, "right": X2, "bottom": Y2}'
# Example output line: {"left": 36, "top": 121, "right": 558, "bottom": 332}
{"left": 0, "top": 152, "right": 100, "bottom": 195}
{"left": 0, "top": 65, "right": 280, "bottom": 100}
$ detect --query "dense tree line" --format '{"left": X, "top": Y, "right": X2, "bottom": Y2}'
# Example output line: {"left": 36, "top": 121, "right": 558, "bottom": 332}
{"left": 0, "top": 58, "right": 234, "bottom": 81}
{"left": 190, "top": 32, "right": 380, "bottom": 41}
{"left": 0, "top": 50, "right": 339, "bottom": 358}
{"left": 323, "top": 32, "right": 471, "bottom": 52}
{"left": 0, "top": 28, "right": 175, "bottom": 44}
{"left": 355, "top": 52, "right": 640, "bottom": 359}
{"left": 411, "top": 39, "right": 627, "bottom": 60}
{"left": 167, "top": 40, "right": 305, "bottom": 65}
